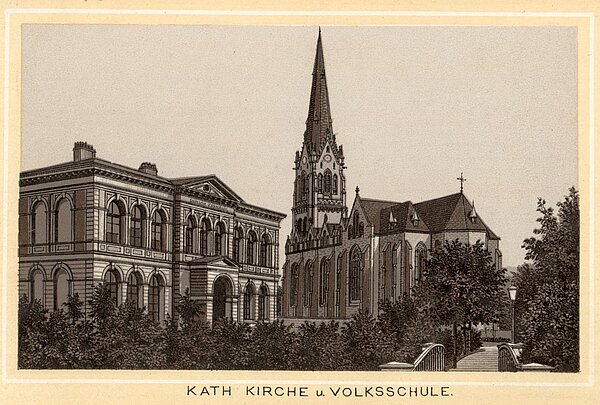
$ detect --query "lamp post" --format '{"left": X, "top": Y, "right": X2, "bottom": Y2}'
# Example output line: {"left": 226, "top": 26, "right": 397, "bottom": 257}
{"left": 508, "top": 284, "right": 518, "bottom": 344}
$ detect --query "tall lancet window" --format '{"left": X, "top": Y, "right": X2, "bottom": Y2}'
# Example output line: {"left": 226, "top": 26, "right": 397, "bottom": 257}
{"left": 323, "top": 170, "right": 332, "bottom": 195}
{"left": 333, "top": 174, "right": 338, "bottom": 194}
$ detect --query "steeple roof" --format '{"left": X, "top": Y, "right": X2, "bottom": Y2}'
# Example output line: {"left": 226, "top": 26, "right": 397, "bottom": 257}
{"left": 304, "top": 30, "right": 334, "bottom": 151}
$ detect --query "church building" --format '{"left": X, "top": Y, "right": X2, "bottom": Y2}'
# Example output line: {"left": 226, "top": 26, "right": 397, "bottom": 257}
{"left": 19, "top": 142, "right": 286, "bottom": 323}
{"left": 282, "top": 32, "right": 502, "bottom": 322}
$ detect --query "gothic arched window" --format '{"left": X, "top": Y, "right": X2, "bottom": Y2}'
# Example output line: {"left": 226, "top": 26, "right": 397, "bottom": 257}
{"left": 55, "top": 199, "right": 73, "bottom": 243}
{"left": 301, "top": 171, "right": 308, "bottom": 201}
{"left": 290, "top": 264, "right": 299, "bottom": 307}
{"left": 405, "top": 241, "right": 413, "bottom": 294}
{"left": 323, "top": 170, "right": 332, "bottom": 195}
{"left": 319, "top": 258, "right": 329, "bottom": 306}
{"left": 333, "top": 174, "right": 338, "bottom": 194}
{"left": 415, "top": 244, "right": 427, "bottom": 282}
{"left": 317, "top": 173, "right": 323, "bottom": 193}
{"left": 349, "top": 247, "right": 362, "bottom": 302}
{"left": 106, "top": 201, "right": 123, "bottom": 244}
{"left": 31, "top": 201, "right": 47, "bottom": 244}
{"left": 303, "top": 262, "right": 313, "bottom": 307}
{"left": 130, "top": 205, "right": 146, "bottom": 248}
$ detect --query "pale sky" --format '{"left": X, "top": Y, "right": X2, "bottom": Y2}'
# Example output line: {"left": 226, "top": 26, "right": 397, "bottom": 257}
{"left": 21, "top": 25, "right": 577, "bottom": 267}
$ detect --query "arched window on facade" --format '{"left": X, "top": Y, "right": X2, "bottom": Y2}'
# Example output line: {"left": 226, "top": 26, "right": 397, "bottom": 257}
{"left": 259, "top": 233, "right": 271, "bottom": 267}
{"left": 415, "top": 244, "right": 427, "bottom": 283}
{"left": 290, "top": 264, "right": 299, "bottom": 307}
{"left": 301, "top": 171, "right": 308, "bottom": 201}
{"left": 405, "top": 241, "right": 413, "bottom": 294}
{"left": 55, "top": 199, "right": 73, "bottom": 243}
{"left": 495, "top": 250, "right": 503, "bottom": 270}
{"left": 148, "top": 274, "right": 164, "bottom": 323}
{"left": 184, "top": 217, "right": 196, "bottom": 254}
{"left": 54, "top": 268, "right": 70, "bottom": 311}
{"left": 303, "top": 262, "right": 313, "bottom": 307}
{"left": 126, "top": 272, "right": 143, "bottom": 309}
{"left": 31, "top": 201, "right": 47, "bottom": 244}
{"left": 323, "top": 170, "right": 332, "bottom": 195}
{"left": 351, "top": 211, "right": 359, "bottom": 238}
{"left": 130, "top": 205, "right": 146, "bottom": 248}
{"left": 333, "top": 174, "right": 338, "bottom": 194}
{"left": 319, "top": 258, "right": 329, "bottom": 307}
{"left": 151, "top": 210, "right": 166, "bottom": 251}
{"left": 380, "top": 247, "right": 387, "bottom": 298}
{"left": 232, "top": 226, "right": 244, "bottom": 262}
{"left": 214, "top": 222, "right": 226, "bottom": 256}
{"left": 246, "top": 231, "right": 257, "bottom": 265}
{"left": 243, "top": 283, "right": 255, "bottom": 320}
{"left": 199, "top": 218, "right": 211, "bottom": 256}
{"left": 258, "top": 285, "right": 269, "bottom": 321}
{"left": 336, "top": 254, "right": 342, "bottom": 308}
{"left": 104, "top": 268, "right": 121, "bottom": 306}
{"left": 30, "top": 268, "right": 44, "bottom": 304}
{"left": 106, "top": 201, "right": 123, "bottom": 244}
{"left": 392, "top": 243, "right": 399, "bottom": 298}
{"left": 317, "top": 173, "right": 323, "bottom": 193}
{"left": 349, "top": 247, "right": 362, "bottom": 302}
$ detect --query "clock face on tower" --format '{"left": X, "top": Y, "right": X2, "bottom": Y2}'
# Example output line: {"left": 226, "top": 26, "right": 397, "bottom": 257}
{"left": 323, "top": 154, "right": 332, "bottom": 163}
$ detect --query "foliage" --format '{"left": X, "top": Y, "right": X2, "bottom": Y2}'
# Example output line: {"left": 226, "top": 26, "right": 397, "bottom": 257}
{"left": 411, "top": 239, "right": 506, "bottom": 365}
{"left": 515, "top": 187, "right": 579, "bottom": 372}
{"left": 340, "top": 310, "right": 396, "bottom": 370}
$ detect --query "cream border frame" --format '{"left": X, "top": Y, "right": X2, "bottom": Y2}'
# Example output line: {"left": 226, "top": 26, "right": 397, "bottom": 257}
{"left": 2, "top": 8, "right": 594, "bottom": 388}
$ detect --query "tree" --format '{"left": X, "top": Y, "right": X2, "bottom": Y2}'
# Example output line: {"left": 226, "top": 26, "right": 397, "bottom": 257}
{"left": 412, "top": 239, "right": 507, "bottom": 367}
{"left": 340, "top": 310, "right": 396, "bottom": 370}
{"left": 515, "top": 187, "right": 579, "bottom": 371}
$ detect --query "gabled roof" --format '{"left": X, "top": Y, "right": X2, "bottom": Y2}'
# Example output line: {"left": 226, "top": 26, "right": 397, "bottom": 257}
{"left": 170, "top": 174, "right": 245, "bottom": 202}
{"left": 413, "top": 192, "right": 499, "bottom": 239}
{"left": 358, "top": 197, "right": 400, "bottom": 233}
{"left": 187, "top": 255, "right": 240, "bottom": 267}
{"left": 378, "top": 201, "right": 430, "bottom": 234}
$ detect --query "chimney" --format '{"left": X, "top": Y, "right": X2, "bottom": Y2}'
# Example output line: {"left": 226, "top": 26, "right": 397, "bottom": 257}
{"left": 73, "top": 141, "right": 96, "bottom": 162}
{"left": 138, "top": 162, "right": 158, "bottom": 176}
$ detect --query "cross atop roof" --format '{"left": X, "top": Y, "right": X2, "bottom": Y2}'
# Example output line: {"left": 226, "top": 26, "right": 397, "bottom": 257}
{"left": 457, "top": 172, "right": 467, "bottom": 193}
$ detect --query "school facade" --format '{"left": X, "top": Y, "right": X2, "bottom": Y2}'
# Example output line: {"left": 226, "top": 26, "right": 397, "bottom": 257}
{"left": 19, "top": 142, "right": 286, "bottom": 323}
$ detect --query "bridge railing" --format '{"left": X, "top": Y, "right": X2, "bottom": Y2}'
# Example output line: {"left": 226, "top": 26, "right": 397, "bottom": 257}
{"left": 413, "top": 343, "right": 446, "bottom": 371}
{"left": 497, "top": 343, "right": 520, "bottom": 372}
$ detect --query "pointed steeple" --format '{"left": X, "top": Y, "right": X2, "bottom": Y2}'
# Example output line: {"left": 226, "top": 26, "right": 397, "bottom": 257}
{"left": 304, "top": 29, "right": 334, "bottom": 152}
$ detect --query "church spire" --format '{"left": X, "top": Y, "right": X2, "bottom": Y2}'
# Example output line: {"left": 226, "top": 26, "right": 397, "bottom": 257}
{"left": 304, "top": 29, "right": 334, "bottom": 151}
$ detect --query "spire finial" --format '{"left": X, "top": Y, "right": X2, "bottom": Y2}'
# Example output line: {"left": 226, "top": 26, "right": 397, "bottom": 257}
{"left": 355, "top": 186, "right": 360, "bottom": 195}
{"left": 457, "top": 172, "right": 466, "bottom": 193}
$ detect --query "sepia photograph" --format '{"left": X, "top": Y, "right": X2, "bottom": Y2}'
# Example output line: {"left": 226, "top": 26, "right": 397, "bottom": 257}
{"left": 17, "top": 23, "right": 578, "bottom": 373}
{"left": 1, "top": 3, "right": 596, "bottom": 405}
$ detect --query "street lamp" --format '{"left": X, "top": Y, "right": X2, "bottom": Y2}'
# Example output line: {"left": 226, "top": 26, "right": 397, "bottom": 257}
{"left": 508, "top": 283, "right": 518, "bottom": 344}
